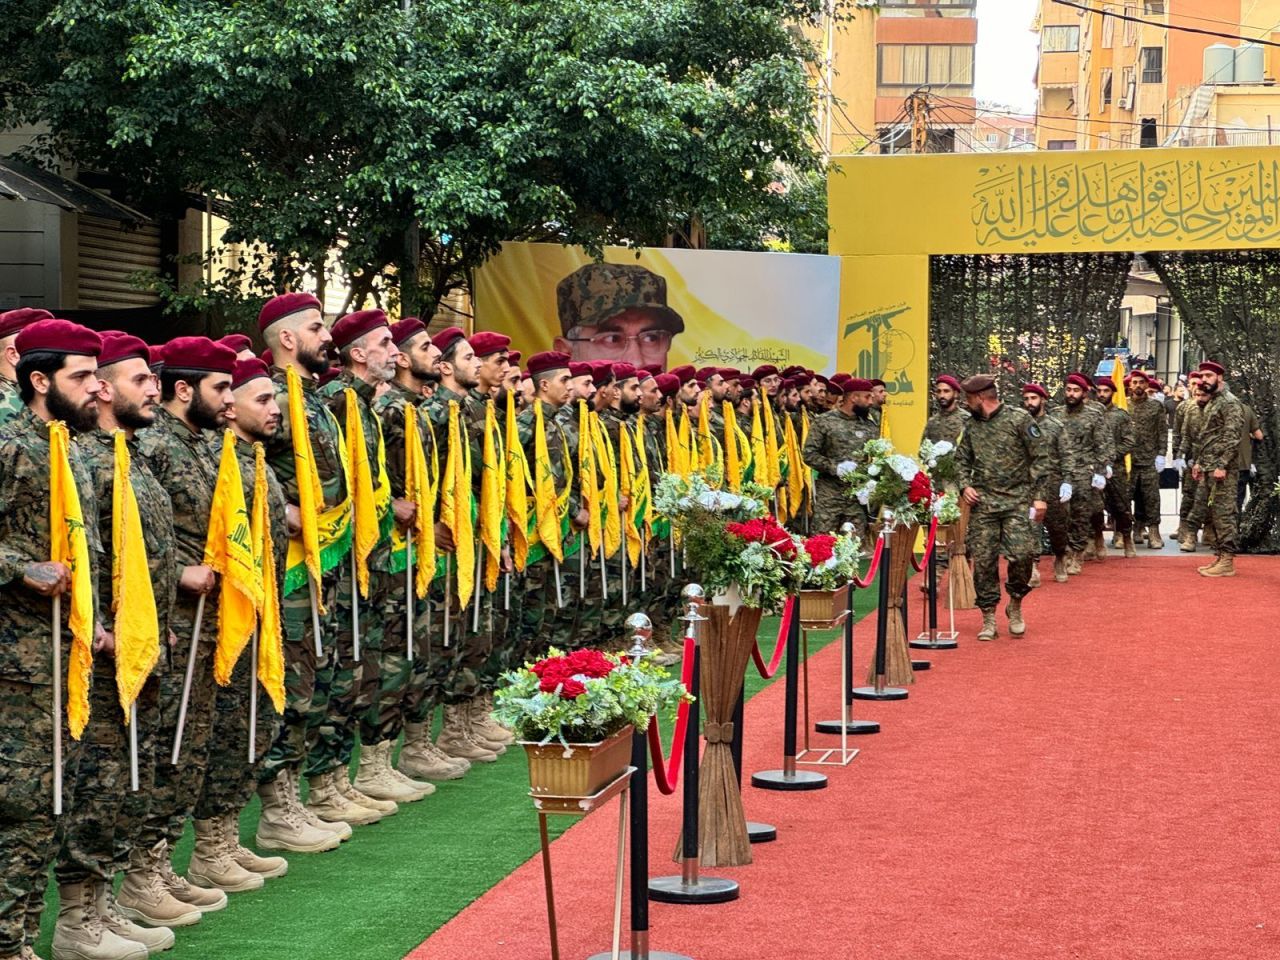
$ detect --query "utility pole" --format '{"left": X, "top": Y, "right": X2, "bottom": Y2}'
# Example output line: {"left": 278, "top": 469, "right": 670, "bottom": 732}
{"left": 907, "top": 89, "right": 930, "bottom": 154}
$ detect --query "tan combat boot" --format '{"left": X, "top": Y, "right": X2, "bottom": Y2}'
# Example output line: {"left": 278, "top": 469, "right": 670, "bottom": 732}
{"left": 154, "top": 851, "right": 225, "bottom": 914}
{"left": 1094, "top": 532, "right": 1108, "bottom": 560}
{"left": 52, "top": 882, "right": 148, "bottom": 960}
{"left": 305, "top": 770, "right": 385, "bottom": 826}
{"left": 399, "top": 722, "right": 470, "bottom": 781}
{"left": 1147, "top": 524, "right": 1164, "bottom": 549}
{"left": 1006, "top": 597, "right": 1026, "bottom": 637}
{"left": 255, "top": 770, "right": 343, "bottom": 853}
{"left": 222, "top": 812, "right": 288, "bottom": 879}
{"left": 336, "top": 769, "right": 399, "bottom": 817}
{"left": 1052, "top": 557, "right": 1069, "bottom": 583}
{"left": 1179, "top": 528, "right": 1197, "bottom": 552}
{"left": 380, "top": 742, "right": 436, "bottom": 797}
{"left": 1082, "top": 538, "right": 1097, "bottom": 561}
{"left": 1028, "top": 563, "right": 1041, "bottom": 588}
{"left": 115, "top": 843, "right": 203, "bottom": 929}
{"left": 284, "top": 766, "right": 351, "bottom": 842}
{"left": 1200, "top": 555, "right": 1236, "bottom": 578}
{"left": 1123, "top": 533, "right": 1137, "bottom": 558}
{"left": 353, "top": 741, "right": 430, "bottom": 803}
{"left": 438, "top": 704, "right": 499, "bottom": 763}
{"left": 478, "top": 693, "right": 515, "bottom": 743}
{"left": 94, "top": 882, "right": 175, "bottom": 955}
{"left": 466, "top": 698, "right": 509, "bottom": 753}
{"left": 187, "top": 818, "right": 264, "bottom": 893}
{"left": 976, "top": 610, "right": 998, "bottom": 641}
{"left": 1064, "top": 551, "right": 1083, "bottom": 576}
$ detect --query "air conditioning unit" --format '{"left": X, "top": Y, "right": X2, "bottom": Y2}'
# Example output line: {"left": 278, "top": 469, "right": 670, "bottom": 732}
{"left": 1118, "top": 80, "right": 1135, "bottom": 110}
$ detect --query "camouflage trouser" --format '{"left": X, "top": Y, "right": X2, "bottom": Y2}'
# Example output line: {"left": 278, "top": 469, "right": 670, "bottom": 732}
{"left": 1188, "top": 475, "right": 1238, "bottom": 556}
{"left": 638, "top": 537, "right": 674, "bottom": 647}
{"left": 548, "top": 539, "right": 591, "bottom": 651}
{"left": 1097, "top": 472, "right": 1133, "bottom": 537}
{"left": 968, "top": 504, "right": 1036, "bottom": 612}
{"left": 1131, "top": 465, "right": 1161, "bottom": 526}
{"left": 0, "top": 678, "right": 80, "bottom": 955}
{"left": 1180, "top": 472, "right": 1199, "bottom": 522}
{"left": 194, "top": 650, "right": 282, "bottom": 820}
{"left": 56, "top": 673, "right": 160, "bottom": 885}
{"left": 436, "top": 555, "right": 489, "bottom": 705}
{"left": 304, "top": 558, "right": 363, "bottom": 777}
{"left": 359, "top": 567, "right": 413, "bottom": 745}
{"left": 400, "top": 574, "right": 456, "bottom": 727}
{"left": 140, "top": 597, "right": 217, "bottom": 850}
{"left": 259, "top": 567, "right": 339, "bottom": 785}
{"left": 576, "top": 548, "right": 616, "bottom": 651}
{"left": 1037, "top": 490, "right": 1070, "bottom": 559}
{"left": 1067, "top": 483, "right": 1102, "bottom": 552}
{"left": 508, "top": 565, "right": 548, "bottom": 667}
{"left": 477, "top": 571, "right": 519, "bottom": 690}
{"left": 812, "top": 481, "right": 868, "bottom": 539}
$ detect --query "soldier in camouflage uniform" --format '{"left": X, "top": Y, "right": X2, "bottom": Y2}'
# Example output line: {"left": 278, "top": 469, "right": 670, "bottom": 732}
{"left": 0, "top": 320, "right": 103, "bottom": 960}
{"left": 123, "top": 337, "right": 236, "bottom": 922}
{"left": 0, "top": 309, "right": 53, "bottom": 429}
{"left": 802, "top": 378, "right": 880, "bottom": 537}
{"left": 955, "top": 375, "right": 1049, "bottom": 641}
{"left": 1057, "top": 374, "right": 1110, "bottom": 575}
{"left": 55, "top": 334, "right": 179, "bottom": 957}
{"left": 551, "top": 368, "right": 597, "bottom": 653}
{"left": 1021, "top": 384, "right": 1071, "bottom": 583}
{"left": 1094, "top": 379, "right": 1136, "bottom": 558}
{"left": 1174, "top": 372, "right": 1205, "bottom": 547}
{"left": 923, "top": 375, "right": 969, "bottom": 446}
{"left": 1186, "top": 362, "right": 1246, "bottom": 577}
{"left": 374, "top": 319, "right": 468, "bottom": 785}
{"left": 554, "top": 263, "right": 686, "bottom": 370}
{"left": 596, "top": 363, "right": 645, "bottom": 645}
{"left": 1127, "top": 372, "right": 1169, "bottom": 549}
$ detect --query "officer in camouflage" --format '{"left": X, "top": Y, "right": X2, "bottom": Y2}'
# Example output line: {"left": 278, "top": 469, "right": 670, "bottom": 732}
{"left": 1021, "top": 383, "right": 1072, "bottom": 583}
{"left": 0, "top": 309, "right": 53, "bottom": 428}
{"left": 1174, "top": 371, "right": 1205, "bottom": 549}
{"left": 802, "top": 377, "right": 880, "bottom": 537}
{"left": 1126, "top": 371, "right": 1169, "bottom": 549}
{"left": 955, "top": 375, "right": 1049, "bottom": 641}
{"left": 1094, "top": 378, "right": 1136, "bottom": 558}
{"left": 1186, "top": 361, "right": 1246, "bottom": 577}
{"left": 924, "top": 375, "right": 969, "bottom": 446}
{"left": 1057, "top": 373, "right": 1110, "bottom": 575}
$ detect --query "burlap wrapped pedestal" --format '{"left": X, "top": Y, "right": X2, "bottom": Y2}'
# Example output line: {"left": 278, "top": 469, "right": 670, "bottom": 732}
{"left": 866, "top": 523, "right": 918, "bottom": 687}
{"left": 947, "top": 499, "right": 978, "bottom": 610}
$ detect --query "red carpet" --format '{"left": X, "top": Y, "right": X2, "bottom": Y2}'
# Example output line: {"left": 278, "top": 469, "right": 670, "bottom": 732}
{"left": 409, "top": 557, "right": 1280, "bottom": 960}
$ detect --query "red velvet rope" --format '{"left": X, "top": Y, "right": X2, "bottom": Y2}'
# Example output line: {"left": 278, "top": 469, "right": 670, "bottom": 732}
{"left": 750, "top": 595, "right": 793, "bottom": 679}
{"left": 648, "top": 635, "right": 697, "bottom": 795}
{"left": 852, "top": 535, "right": 885, "bottom": 589}
{"left": 908, "top": 517, "right": 941, "bottom": 573}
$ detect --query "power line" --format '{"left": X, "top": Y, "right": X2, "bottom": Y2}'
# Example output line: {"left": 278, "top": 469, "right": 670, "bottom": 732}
{"left": 1051, "top": 0, "right": 1280, "bottom": 48}
{"left": 1120, "top": 3, "right": 1280, "bottom": 36}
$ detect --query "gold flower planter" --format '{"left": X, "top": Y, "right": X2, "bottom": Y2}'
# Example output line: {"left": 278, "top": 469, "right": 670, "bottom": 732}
{"left": 798, "top": 584, "right": 851, "bottom": 628}
{"left": 522, "top": 725, "right": 635, "bottom": 798}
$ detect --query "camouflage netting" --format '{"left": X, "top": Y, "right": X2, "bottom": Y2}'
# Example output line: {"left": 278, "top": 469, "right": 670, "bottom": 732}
{"left": 1147, "top": 250, "right": 1280, "bottom": 554}
{"left": 929, "top": 253, "right": 1134, "bottom": 399}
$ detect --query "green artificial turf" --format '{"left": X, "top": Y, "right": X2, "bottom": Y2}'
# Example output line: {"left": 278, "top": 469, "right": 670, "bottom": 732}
{"left": 34, "top": 578, "right": 895, "bottom": 959}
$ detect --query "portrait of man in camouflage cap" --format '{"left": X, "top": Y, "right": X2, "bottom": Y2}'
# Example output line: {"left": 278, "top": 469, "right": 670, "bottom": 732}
{"left": 553, "top": 262, "right": 686, "bottom": 367}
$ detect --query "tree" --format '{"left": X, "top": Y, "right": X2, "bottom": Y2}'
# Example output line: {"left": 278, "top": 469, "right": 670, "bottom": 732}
{"left": 2, "top": 0, "right": 839, "bottom": 323}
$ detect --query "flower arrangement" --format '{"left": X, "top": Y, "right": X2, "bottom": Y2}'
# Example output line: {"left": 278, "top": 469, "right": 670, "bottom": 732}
{"left": 843, "top": 438, "right": 938, "bottom": 527}
{"left": 795, "top": 529, "right": 861, "bottom": 591}
{"left": 493, "top": 647, "right": 691, "bottom": 748}
{"left": 919, "top": 438, "right": 960, "bottom": 487}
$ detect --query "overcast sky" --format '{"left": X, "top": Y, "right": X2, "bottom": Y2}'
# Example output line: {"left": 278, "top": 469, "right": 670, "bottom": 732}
{"left": 974, "top": 0, "right": 1040, "bottom": 113}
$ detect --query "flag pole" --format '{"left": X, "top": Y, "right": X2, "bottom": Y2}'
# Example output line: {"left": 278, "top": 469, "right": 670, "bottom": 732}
{"left": 52, "top": 596, "right": 62, "bottom": 815}
{"left": 640, "top": 532, "right": 648, "bottom": 592}
{"left": 600, "top": 549, "right": 609, "bottom": 601}
{"left": 554, "top": 559, "right": 564, "bottom": 609}
{"left": 308, "top": 573, "right": 323, "bottom": 658}
{"left": 621, "top": 548, "right": 628, "bottom": 606}
{"left": 443, "top": 556, "right": 452, "bottom": 648}
{"left": 504, "top": 571, "right": 511, "bottom": 611}
{"left": 472, "top": 551, "right": 482, "bottom": 632}
{"left": 406, "top": 547, "right": 415, "bottom": 659}
{"left": 129, "top": 704, "right": 139, "bottom": 792}
{"left": 579, "top": 532, "right": 586, "bottom": 600}
{"left": 171, "top": 592, "right": 206, "bottom": 765}
{"left": 351, "top": 553, "right": 361, "bottom": 662}
{"left": 248, "top": 628, "right": 259, "bottom": 764}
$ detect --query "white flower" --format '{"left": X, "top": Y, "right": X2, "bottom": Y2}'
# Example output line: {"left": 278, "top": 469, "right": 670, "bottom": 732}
{"left": 867, "top": 464, "right": 880, "bottom": 477}
{"left": 696, "top": 490, "right": 743, "bottom": 512}
{"left": 887, "top": 454, "right": 918, "bottom": 482}
{"left": 856, "top": 480, "right": 876, "bottom": 506}
{"left": 932, "top": 440, "right": 954, "bottom": 458}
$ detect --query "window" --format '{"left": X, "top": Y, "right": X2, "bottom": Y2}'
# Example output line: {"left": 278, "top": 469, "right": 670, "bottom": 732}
{"left": 1120, "top": 66, "right": 1134, "bottom": 108}
{"left": 1042, "top": 25, "right": 1080, "bottom": 53}
{"left": 877, "top": 45, "right": 974, "bottom": 88}
{"left": 1143, "top": 1, "right": 1165, "bottom": 13}
{"left": 1047, "top": 140, "right": 1076, "bottom": 150}
{"left": 1102, "top": 6, "right": 1116, "bottom": 46}
{"left": 1124, "top": 3, "right": 1138, "bottom": 45}
{"left": 1140, "top": 118, "right": 1158, "bottom": 147}
{"left": 1101, "top": 69, "right": 1113, "bottom": 108}
{"left": 1141, "top": 46, "right": 1163, "bottom": 83}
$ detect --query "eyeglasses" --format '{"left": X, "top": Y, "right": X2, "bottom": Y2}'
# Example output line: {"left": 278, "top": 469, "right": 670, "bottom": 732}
{"left": 564, "top": 329, "right": 672, "bottom": 358}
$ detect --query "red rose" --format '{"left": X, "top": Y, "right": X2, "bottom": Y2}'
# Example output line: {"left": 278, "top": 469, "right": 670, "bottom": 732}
{"left": 908, "top": 472, "right": 932, "bottom": 505}
{"left": 805, "top": 534, "right": 836, "bottom": 566}
{"left": 560, "top": 678, "right": 587, "bottom": 699}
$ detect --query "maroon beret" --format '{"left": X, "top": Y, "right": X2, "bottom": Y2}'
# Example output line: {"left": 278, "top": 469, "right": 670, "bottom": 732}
{"left": 318, "top": 366, "right": 342, "bottom": 387}
{"left": 507, "top": 350, "right": 522, "bottom": 366}
{"left": 568, "top": 361, "right": 592, "bottom": 379}
{"left": 870, "top": 378, "right": 886, "bottom": 388}
{"left": 935, "top": 374, "right": 962, "bottom": 392}
{"left": 780, "top": 377, "right": 796, "bottom": 390}
{"left": 521, "top": 370, "right": 532, "bottom": 381}
{"left": 655, "top": 373, "right": 680, "bottom": 397}
{"left": 611, "top": 362, "right": 638, "bottom": 383}
{"left": 830, "top": 373, "right": 852, "bottom": 388}
{"left": 719, "top": 367, "right": 741, "bottom": 381}
{"left": 231, "top": 358, "right": 272, "bottom": 391}
{"left": 0, "top": 308, "right": 54, "bottom": 340}
{"left": 469, "top": 331, "right": 511, "bottom": 358}
{"left": 148, "top": 346, "right": 166, "bottom": 371}
{"left": 527, "top": 351, "right": 571, "bottom": 377}
{"left": 642, "top": 363, "right": 663, "bottom": 376}
{"left": 331, "top": 309, "right": 390, "bottom": 351}
{"left": 847, "top": 377, "right": 874, "bottom": 393}
{"left": 1021, "top": 383, "right": 1049, "bottom": 399}
{"left": 97, "top": 333, "right": 150, "bottom": 368}
{"left": 751, "top": 365, "right": 778, "bottom": 380}
{"left": 738, "top": 376, "right": 756, "bottom": 392}
{"left": 590, "top": 361, "right": 616, "bottom": 387}
{"left": 669, "top": 364, "right": 696, "bottom": 385}
{"left": 694, "top": 366, "right": 720, "bottom": 384}
{"left": 1198, "top": 360, "right": 1225, "bottom": 377}
{"left": 961, "top": 374, "right": 996, "bottom": 394}
{"left": 15, "top": 319, "right": 102, "bottom": 357}
{"left": 1066, "top": 373, "right": 1092, "bottom": 391}
{"left": 390, "top": 317, "right": 427, "bottom": 347}
{"left": 260, "top": 348, "right": 274, "bottom": 368}
{"left": 813, "top": 375, "right": 830, "bottom": 387}
{"left": 1125, "top": 370, "right": 1151, "bottom": 385}
{"left": 258, "top": 292, "right": 322, "bottom": 333}
{"left": 218, "top": 333, "right": 254, "bottom": 355}
{"left": 163, "top": 336, "right": 237, "bottom": 375}
{"left": 781, "top": 365, "right": 805, "bottom": 378}
{"left": 431, "top": 326, "right": 467, "bottom": 353}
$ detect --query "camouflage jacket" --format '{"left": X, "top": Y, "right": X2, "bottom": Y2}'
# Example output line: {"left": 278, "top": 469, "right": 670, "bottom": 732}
{"left": 802, "top": 408, "right": 880, "bottom": 480}
{"left": 424, "top": 385, "right": 487, "bottom": 500}
{"left": 1057, "top": 403, "right": 1110, "bottom": 482}
{"left": 955, "top": 402, "right": 1050, "bottom": 510}
{"left": 1129, "top": 396, "right": 1169, "bottom": 464}
{"left": 135, "top": 406, "right": 218, "bottom": 570}
{"left": 641, "top": 411, "right": 666, "bottom": 478}
{"left": 0, "top": 374, "right": 24, "bottom": 428}
{"left": 1196, "top": 389, "right": 1246, "bottom": 473}
{"left": 923, "top": 406, "right": 969, "bottom": 446}
{"left": 265, "top": 366, "right": 347, "bottom": 509}
{"left": 0, "top": 405, "right": 102, "bottom": 684}
{"left": 323, "top": 371, "right": 392, "bottom": 570}
{"left": 1032, "top": 412, "right": 1068, "bottom": 486}
{"left": 517, "top": 399, "right": 578, "bottom": 518}
{"left": 1101, "top": 403, "right": 1135, "bottom": 462}
{"left": 373, "top": 380, "right": 436, "bottom": 502}
{"left": 83, "top": 429, "right": 177, "bottom": 647}
{"left": 1174, "top": 399, "right": 1202, "bottom": 461}
{"left": 235, "top": 436, "right": 288, "bottom": 575}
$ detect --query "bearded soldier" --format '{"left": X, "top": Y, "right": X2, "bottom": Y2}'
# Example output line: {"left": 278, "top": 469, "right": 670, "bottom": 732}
{"left": 924, "top": 375, "right": 969, "bottom": 446}
{"left": 1186, "top": 361, "right": 1246, "bottom": 577}
{"left": 1057, "top": 373, "right": 1110, "bottom": 574}
{"left": 1021, "top": 383, "right": 1071, "bottom": 584}
{"left": 802, "top": 377, "right": 880, "bottom": 537}
{"left": 1094, "top": 378, "right": 1136, "bottom": 558}
{"left": 1126, "top": 372, "right": 1169, "bottom": 549}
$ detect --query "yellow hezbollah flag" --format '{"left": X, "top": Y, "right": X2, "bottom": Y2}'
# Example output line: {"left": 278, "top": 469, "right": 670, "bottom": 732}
{"left": 784, "top": 415, "right": 806, "bottom": 523}
{"left": 723, "top": 401, "right": 743, "bottom": 493}
{"left": 578, "top": 400, "right": 601, "bottom": 556}
{"left": 480, "top": 400, "right": 505, "bottom": 591}
{"left": 750, "top": 399, "right": 767, "bottom": 488}
{"left": 344, "top": 389, "right": 379, "bottom": 599}
{"left": 618, "top": 423, "right": 642, "bottom": 567}
{"left": 251, "top": 444, "right": 285, "bottom": 714}
{"left": 592, "top": 413, "right": 622, "bottom": 558}
{"left": 403, "top": 407, "right": 437, "bottom": 598}
{"left": 678, "top": 405, "right": 696, "bottom": 476}
{"left": 440, "top": 400, "right": 475, "bottom": 609}
{"left": 504, "top": 391, "right": 530, "bottom": 573}
{"left": 110, "top": 431, "right": 159, "bottom": 721}
{"left": 664, "top": 408, "right": 685, "bottom": 477}
{"left": 286, "top": 366, "right": 325, "bottom": 600}
{"left": 697, "top": 391, "right": 716, "bottom": 474}
{"left": 762, "top": 396, "right": 781, "bottom": 488}
{"left": 205, "top": 431, "right": 262, "bottom": 686}
{"left": 49, "top": 421, "right": 93, "bottom": 740}
{"left": 1110, "top": 360, "right": 1131, "bottom": 474}
{"left": 533, "top": 401, "right": 564, "bottom": 563}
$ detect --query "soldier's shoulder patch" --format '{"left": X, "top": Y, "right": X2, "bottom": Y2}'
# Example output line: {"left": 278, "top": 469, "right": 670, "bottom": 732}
{"left": 1027, "top": 423, "right": 1041, "bottom": 439}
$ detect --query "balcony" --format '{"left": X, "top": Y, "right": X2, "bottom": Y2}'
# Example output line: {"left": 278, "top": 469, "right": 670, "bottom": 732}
{"left": 879, "top": 0, "right": 975, "bottom": 15}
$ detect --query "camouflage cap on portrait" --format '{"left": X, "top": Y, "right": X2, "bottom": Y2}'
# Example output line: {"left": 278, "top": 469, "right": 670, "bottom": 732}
{"left": 556, "top": 263, "right": 686, "bottom": 336}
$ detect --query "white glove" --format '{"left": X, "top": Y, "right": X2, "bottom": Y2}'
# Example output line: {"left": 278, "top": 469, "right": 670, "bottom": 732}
{"left": 1059, "top": 482, "right": 1072, "bottom": 503}
{"left": 836, "top": 461, "right": 857, "bottom": 479}
{"left": 1155, "top": 456, "right": 1166, "bottom": 472}
{"left": 1105, "top": 465, "right": 1113, "bottom": 480}
{"left": 1028, "top": 507, "right": 1038, "bottom": 521}
{"left": 1172, "top": 457, "right": 1186, "bottom": 471}
{"left": 1250, "top": 463, "right": 1257, "bottom": 477}
{"left": 1091, "top": 474, "right": 1106, "bottom": 490}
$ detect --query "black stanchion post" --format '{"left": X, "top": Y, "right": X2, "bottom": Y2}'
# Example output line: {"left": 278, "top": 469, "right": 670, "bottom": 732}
{"left": 816, "top": 580, "right": 880, "bottom": 735}
{"left": 852, "top": 526, "right": 909, "bottom": 701}
{"left": 731, "top": 684, "right": 777, "bottom": 842}
{"left": 650, "top": 586, "right": 739, "bottom": 906}
{"left": 911, "top": 536, "right": 957, "bottom": 651}
{"left": 751, "top": 595, "right": 827, "bottom": 791}
{"left": 907, "top": 580, "right": 930, "bottom": 671}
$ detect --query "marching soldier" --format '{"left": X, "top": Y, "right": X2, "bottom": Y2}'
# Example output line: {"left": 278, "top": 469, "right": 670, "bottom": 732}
{"left": 1057, "top": 373, "right": 1109, "bottom": 574}
{"left": 1186, "top": 361, "right": 1246, "bottom": 577}
{"left": 1021, "top": 384, "right": 1071, "bottom": 584}
{"left": 1175, "top": 371, "right": 1205, "bottom": 550}
{"left": 1094, "top": 378, "right": 1136, "bottom": 558}
{"left": 802, "top": 377, "right": 879, "bottom": 537}
{"left": 1127, "top": 372, "right": 1169, "bottom": 549}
